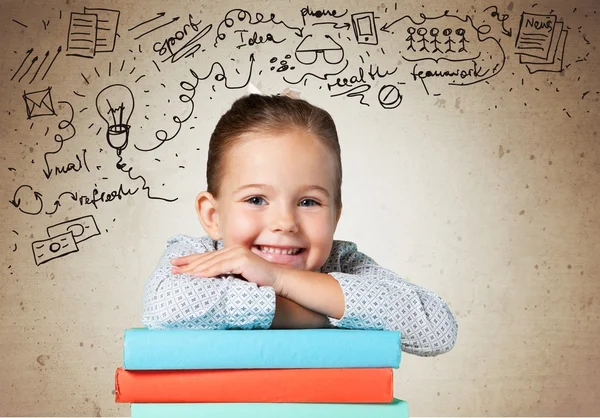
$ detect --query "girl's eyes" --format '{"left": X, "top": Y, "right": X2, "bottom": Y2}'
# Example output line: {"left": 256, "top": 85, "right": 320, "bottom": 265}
{"left": 245, "top": 196, "right": 266, "bottom": 205}
{"left": 299, "top": 199, "right": 320, "bottom": 207}
{"left": 244, "top": 197, "right": 322, "bottom": 207}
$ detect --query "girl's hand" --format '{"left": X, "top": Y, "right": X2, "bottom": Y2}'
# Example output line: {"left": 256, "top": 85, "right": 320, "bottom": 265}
{"left": 170, "top": 246, "right": 285, "bottom": 293}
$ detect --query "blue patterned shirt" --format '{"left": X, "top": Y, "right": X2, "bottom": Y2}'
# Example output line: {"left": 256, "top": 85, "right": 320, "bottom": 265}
{"left": 142, "top": 235, "right": 458, "bottom": 356}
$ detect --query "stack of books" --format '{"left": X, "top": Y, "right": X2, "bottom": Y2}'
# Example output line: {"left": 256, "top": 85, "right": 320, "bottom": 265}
{"left": 115, "top": 328, "right": 409, "bottom": 417}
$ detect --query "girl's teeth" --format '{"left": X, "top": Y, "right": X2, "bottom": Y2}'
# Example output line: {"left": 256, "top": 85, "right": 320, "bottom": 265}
{"left": 259, "top": 246, "right": 300, "bottom": 255}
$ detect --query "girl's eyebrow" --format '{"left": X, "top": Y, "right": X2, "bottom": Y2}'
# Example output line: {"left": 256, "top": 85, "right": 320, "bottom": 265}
{"left": 233, "top": 183, "right": 330, "bottom": 196}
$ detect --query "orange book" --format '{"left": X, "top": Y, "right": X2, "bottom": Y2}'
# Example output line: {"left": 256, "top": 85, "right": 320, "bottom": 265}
{"left": 115, "top": 367, "right": 393, "bottom": 403}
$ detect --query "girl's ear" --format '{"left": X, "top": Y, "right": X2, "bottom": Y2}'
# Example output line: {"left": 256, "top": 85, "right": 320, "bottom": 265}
{"left": 196, "top": 191, "right": 220, "bottom": 240}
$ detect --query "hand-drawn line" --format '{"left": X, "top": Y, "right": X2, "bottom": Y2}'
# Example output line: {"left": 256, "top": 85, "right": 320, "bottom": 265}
{"left": 47, "top": 215, "right": 101, "bottom": 244}
{"left": 524, "top": 28, "right": 568, "bottom": 74}
{"left": 152, "top": 60, "right": 161, "bottom": 72}
{"left": 284, "top": 59, "right": 349, "bottom": 85}
{"left": 9, "top": 184, "right": 43, "bottom": 215}
{"left": 43, "top": 100, "right": 77, "bottom": 179}
{"left": 301, "top": 6, "right": 348, "bottom": 26}
{"left": 81, "top": 73, "right": 89, "bottom": 84}
{"left": 351, "top": 12, "right": 378, "bottom": 45}
{"left": 94, "top": 66, "right": 101, "bottom": 77}
{"left": 45, "top": 181, "right": 142, "bottom": 215}
{"left": 41, "top": 46, "right": 62, "bottom": 81}
{"left": 138, "top": 54, "right": 255, "bottom": 153}
{"left": 214, "top": 9, "right": 303, "bottom": 48}
{"left": 313, "top": 21, "right": 351, "bottom": 30}
{"left": 28, "top": 50, "right": 49, "bottom": 84}
{"left": 269, "top": 55, "right": 295, "bottom": 72}
{"left": 128, "top": 12, "right": 165, "bottom": 31}
{"left": 114, "top": 156, "right": 177, "bottom": 202}
{"left": 12, "top": 229, "right": 19, "bottom": 252}
{"left": 153, "top": 15, "right": 212, "bottom": 63}
{"left": 73, "top": 91, "right": 85, "bottom": 98}
{"left": 32, "top": 231, "right": 79, "bottom": 266}
{"left": 330, "top": 84, "right": 371, "bottom": 106}
{"left": 234, "top": 28, "right": 285, "bottom": 49}
{"left": 327, "top": 64, "right": 397, "bottom": 91}
{"left": 13, "top": 19, "right": 28, "bottom": 28}
{"left": 133, "top": 16, "right": 180, "bottom": 40}
{"left": 23, "top": 87, "right": 56, "bottom": 119}
{"left": 402, "top": 52, "right": 482, "bottom": 63}
{"left": 96, "top": 84, "right": 134, "bottom": 156}
{"left": 11, "top": 48, "right": 33, "bottom": 81}
{"left": 18, "top": 55, "right": 38, "bottom": 82}
{"left": 378, "top": 85, "right": 403, "bottom": 109}
{"left": 295, "top": 34, "right": 344, "bottom": 65}
{"left": 66, "top": 8, "right": 120, "bottom": 58}
{"left": 45, "top": 148, "right": 88, "bottom": 179}
{"left": 483, "top": 5, "right": 512, "bottom": 37}
{"left": 135, "top": 74, "right": 146, "bottom": 83}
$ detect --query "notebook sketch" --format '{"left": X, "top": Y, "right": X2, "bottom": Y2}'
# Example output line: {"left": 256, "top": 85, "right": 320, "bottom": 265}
{"left": 66, "top": 8, "right": 120, "bottom": 58}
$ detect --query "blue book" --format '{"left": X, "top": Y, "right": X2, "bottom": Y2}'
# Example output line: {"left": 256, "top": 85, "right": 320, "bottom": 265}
{"left": 131, "top": 399, "right": 409, "bottom": 418}
{"left": 124, "top": 328, "right": 401, "bottom": 370}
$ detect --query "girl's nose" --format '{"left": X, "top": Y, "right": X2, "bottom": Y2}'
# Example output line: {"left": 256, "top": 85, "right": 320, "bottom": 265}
{"left": 271, "top": 207, "right": 299, "bottom": 234}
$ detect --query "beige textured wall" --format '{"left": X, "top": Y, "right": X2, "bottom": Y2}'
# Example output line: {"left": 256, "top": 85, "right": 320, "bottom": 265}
{"left": 1, "top": 0, "right": 599, "bottom": 416}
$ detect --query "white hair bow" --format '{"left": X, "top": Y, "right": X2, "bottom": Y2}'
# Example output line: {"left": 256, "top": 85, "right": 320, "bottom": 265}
{"left": 247, "top": 82, "right": 302, "bottom": 99}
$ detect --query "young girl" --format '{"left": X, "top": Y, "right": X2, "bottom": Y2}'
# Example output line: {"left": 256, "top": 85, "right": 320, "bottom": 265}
{"left": 142, "top": 93, "right": 458, "bottom": 357}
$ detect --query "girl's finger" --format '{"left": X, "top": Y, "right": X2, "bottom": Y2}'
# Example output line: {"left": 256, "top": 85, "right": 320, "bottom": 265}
{"left": 192, "top": 254, "right": 239, "bottom": 277}
{"left": 171, "top": 253, "right": 206, "bottom": 266}
{"left": 174, "top": 251, "right": 229, "bottom": 274}
{"left": 171, "top": 248, "right": 227, "bottom": 268}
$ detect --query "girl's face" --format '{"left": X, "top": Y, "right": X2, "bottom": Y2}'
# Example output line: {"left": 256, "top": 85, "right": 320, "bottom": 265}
{"left": 211, "top": 128, "right": 340, "bottom": 272}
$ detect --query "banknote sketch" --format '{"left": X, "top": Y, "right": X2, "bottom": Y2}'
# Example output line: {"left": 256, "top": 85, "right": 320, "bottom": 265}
{"left": 31, "top": 215, "right": 101, "bottom": 265}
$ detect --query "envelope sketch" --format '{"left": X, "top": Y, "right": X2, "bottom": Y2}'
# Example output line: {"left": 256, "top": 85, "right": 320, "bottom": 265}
{"left": 23, "top": 87, "right": 56, "bottom": 119}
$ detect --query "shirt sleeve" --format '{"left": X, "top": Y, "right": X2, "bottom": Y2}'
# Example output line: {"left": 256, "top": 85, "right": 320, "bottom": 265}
{"left": 141, "top": 235, "right": 276, "bottom": 330}
{"left": 323, "top": 241, "right": 458, "bottom": 357}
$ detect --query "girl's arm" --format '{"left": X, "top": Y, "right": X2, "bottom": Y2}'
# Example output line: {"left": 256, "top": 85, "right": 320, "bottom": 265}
{"left": 276, "top": 240, "right": 458, "bottom": 357}
{"left": 142, "top": 235, "right": 275, "bottom": 330}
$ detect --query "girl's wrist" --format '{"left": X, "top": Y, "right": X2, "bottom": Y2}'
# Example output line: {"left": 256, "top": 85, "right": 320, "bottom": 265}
{"left": 270, "top": 295, "right": 330, "bottom": 329}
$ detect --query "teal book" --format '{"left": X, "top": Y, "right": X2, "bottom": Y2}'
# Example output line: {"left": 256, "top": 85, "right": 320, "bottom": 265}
{"left": 124, "top": 328, "right": 401, "bottom": 370}
{"left": 131, "top": 399, "right": 409, "bottom": 418}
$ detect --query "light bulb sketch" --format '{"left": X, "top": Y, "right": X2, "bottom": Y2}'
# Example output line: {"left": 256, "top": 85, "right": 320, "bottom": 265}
{"left": 95, "top": 84, "right": 135, "bottom": 155}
